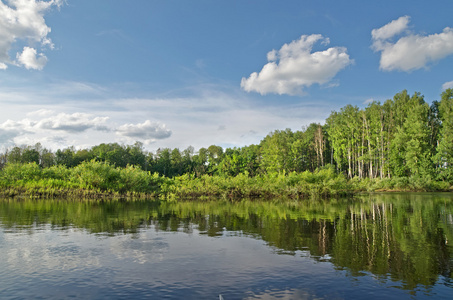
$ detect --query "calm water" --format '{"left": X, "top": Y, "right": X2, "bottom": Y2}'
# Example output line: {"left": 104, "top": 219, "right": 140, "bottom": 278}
{"left": 0, "top": 193, "right": 452, "bottom": 299}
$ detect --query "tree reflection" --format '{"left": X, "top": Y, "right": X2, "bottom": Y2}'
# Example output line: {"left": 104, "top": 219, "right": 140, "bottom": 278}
{"left": 0, "top": 193, "right": 452, "bottom": 291}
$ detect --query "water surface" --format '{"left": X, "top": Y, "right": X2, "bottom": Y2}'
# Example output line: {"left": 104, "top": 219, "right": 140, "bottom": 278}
{"left": 0, "top": 193, "right": 452, "bottom": 299}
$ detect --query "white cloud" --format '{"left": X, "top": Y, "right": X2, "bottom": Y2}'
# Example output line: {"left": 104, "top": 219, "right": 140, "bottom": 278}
{"left": 26, "top": 108, "right": 55, "bottom": 117}
{"left": 241, "top": 34, "right": 353, "bottom": 96}
{"left": 0, "top": 129, "right": 19, "bottom": 144}
{"left": 372, "top": 16, "right": 453, "bottom": 72}
{"left": 16, "top": 46, "right": 47, "bottom": 70}
{"left": 0, "top": 119, "right": 35, "bottom": 144}
{"left": 371, "top": 16, "right": 410, "bottom": 41}
{"left": 0, "top": 118, "right": 35, "bottom": 132}
{"left": 442, "top": 81, "right": 453, "bottom": 90}
{"left": 116, "top": 120, "right": 172, "bottom": 144}
{"left": 35, "top": 113, "right": 110, "bottom": 133}
{"left": 0, "top": 0, "right": 62, "bottom": 70}
{"left": 0, "top": 111, "right": 113, "bottom": 148}
{"left": 0, "top": 112, "right": 110, "bottom": 144}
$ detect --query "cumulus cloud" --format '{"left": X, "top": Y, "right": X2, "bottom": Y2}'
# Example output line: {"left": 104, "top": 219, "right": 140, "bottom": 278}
{"left": 0, "top": 0, "right": 62, "bottom": 70}
{"left": 240, "top": 34, "right": 353, "bottom": 96}
{"left": 371, "top": 15, "right": 410, "bottom": 41}
{"left": 372, "top": 16, "right": 453, "bottom": 72}
{"left": 116, "top": 120, "right": 172, "bottom": 144}
{"left": 0, "top": 118, "right": 35, "bottom": 132}
{"left": 35, "top": 113, "right": 110, "bottom": 133}
{"left": 1, "top": 113, "right": 111, "bottom": 133}
{"left": 0, "top": 119, "right": 35, "bottom": 144}
{"left": 0, "top": 112, "right": 111, "bottom": 146}
{"left": 443, "top": 81, "right": 453, "bottom": 90}
{"left": 16, "top": 46, "right": 47, "bottom": 70}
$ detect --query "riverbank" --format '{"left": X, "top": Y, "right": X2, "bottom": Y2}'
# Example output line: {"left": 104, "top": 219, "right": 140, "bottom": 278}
{"left": 0, "top": 161, "right": 451, "bottom": 200}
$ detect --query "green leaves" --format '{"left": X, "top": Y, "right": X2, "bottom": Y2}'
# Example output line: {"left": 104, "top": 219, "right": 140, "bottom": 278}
{"left": 435, "top": 89, "right": 453, "bottom": 182}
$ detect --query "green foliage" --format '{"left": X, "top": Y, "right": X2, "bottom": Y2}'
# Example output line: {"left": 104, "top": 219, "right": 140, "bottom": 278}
{"left": 118, "top": 165, "right": 162, "bottom": 193}
{"left": 0, "top": 160, "right": 167, "bottom": 198}
{"left": 324, "top": 90, "right": 444, "bottom": 180}
{"left": 435, "top": 89, "right": 453, "bottom": 182}
{"left": 71, "top": 160, "right": 121, "bottom": 190}
{"left": 260, "top": 129, "right": 294, "bottom": 173}
{"left": 161, "top": 165, "right": 353, "bottom": 200}
{"left": 1, "top": 162, "right": 42, "bottom": 182}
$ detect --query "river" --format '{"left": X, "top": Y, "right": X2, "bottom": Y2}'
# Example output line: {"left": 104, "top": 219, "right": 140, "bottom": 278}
{"left": 0, "top": 193, "right": 452, "bottom": 299}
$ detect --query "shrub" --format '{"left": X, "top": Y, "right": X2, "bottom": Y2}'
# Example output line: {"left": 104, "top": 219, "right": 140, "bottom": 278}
{"left": 1, "top": 162, "right": 42, "bottom": 182}
{"left": 70, "top": 160, "right": 121, "bottom": 191}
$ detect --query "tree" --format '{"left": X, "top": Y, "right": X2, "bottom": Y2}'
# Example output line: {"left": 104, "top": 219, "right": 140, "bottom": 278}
{"left": 7, "top": 145, "right": 40, "bottom": 164}
{"left": 313, "top": 124, "right": 326, "bottom": 168}
{"left": 73, "top": 149, "right": 94, "bottom": 166}
{"left": 40, "top": 147, "right": 55, "bottom": 168}
{"left": 260, "top": 129, "right": 294, "bottom": 173}
{"left": 218, "top": 148, "right": 244, "bottom": 176}
{"left": 207, "top": 145, "right": 224, "bottom": 175}
{"left": 390, "top": 92, "right": 431, "bottom": 177}
{"left": 326, "top": 106, "right": 361, "bottom": 178}
{"left": 241, "top": 144, "right": 260, "bottom": 176}
{"left": 192, "top": 148, "right": 209, "bottom": 177}
{"left": 154, "top": 148, "right": 172, "bottom": 176}
{"left": 55, "top": 147, "right": 76, "bottom": 167}
{"left": 127, "top": 142, "right": 146, "bottom": 169}
{"left": 435, "top": 89, "right": 453, "bottom": 181}
{"left": 326, "top": 111, "right": 347, "bottom": 173}
{"left": 182, "top": 146, "right": 195, "bottom": 174}
{"left": 7, "top": 146, "right": 23, "bottom": 164}
{"left": 170, "top": 148, "right": 183, "bottom": 176}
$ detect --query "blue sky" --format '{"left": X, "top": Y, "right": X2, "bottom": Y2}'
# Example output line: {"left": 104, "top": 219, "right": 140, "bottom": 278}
{"left": 1, "top": 0, "right": 453, "bottom": 152}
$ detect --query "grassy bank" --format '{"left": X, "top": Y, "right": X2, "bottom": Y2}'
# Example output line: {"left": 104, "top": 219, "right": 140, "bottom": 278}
{"left": 0, "top": 161, "right": 165, "bottom": 199}
{"left": 0, "top": 161, "right": 451, "bottom": 200}
{"left": 163, "top": 167, "right": 353, "bottom": 200}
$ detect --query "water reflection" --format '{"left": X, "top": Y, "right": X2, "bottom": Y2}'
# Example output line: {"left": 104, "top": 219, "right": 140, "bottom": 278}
{"left": 0, "top": 193, "right": 452, "bottom": 299}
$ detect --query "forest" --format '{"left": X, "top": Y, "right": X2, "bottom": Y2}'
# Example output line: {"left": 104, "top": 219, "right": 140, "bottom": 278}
{"left": 0, "top": 89, "right": 452, "bottom": 199}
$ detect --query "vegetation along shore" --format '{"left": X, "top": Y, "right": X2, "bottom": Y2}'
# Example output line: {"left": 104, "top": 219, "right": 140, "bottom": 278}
{"left": 1, "top": 89, "right": 452, "bottom": 200}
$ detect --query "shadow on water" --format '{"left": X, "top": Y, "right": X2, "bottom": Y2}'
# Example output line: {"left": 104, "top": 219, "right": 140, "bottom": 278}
{"left": 0, "top": 192, "right": 452, "bottom": 296}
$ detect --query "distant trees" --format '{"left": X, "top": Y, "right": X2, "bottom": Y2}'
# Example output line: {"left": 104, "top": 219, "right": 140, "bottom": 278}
{"left": 7, "top": 144, "right": 45, "bottom": 165}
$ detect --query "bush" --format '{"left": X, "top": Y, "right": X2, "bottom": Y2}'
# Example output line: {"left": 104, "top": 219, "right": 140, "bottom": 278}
{"left": 70, "top": 160, "right": 121, "bottom": 191}
{"left": 119, "top": 165, "right": 162, "bottom": 194}
{"left": 1, "top": 162, "right": 42, "bottom": 182}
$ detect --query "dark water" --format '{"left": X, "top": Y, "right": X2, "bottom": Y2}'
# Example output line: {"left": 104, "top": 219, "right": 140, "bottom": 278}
{"left": 0, "top": 193, "right": 452, "bottom": 299}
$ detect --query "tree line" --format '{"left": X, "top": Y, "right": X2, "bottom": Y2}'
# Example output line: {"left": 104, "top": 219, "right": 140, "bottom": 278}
{"left": 1, "top": 89, "right": 452, "bottom": 183}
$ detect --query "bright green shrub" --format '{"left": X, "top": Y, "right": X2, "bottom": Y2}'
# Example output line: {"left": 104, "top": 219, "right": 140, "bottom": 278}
{"left": 70, "top": 160, "right": 121, "bottom": 191}
{"left": 1, "top": 162, "right": 43, "bottom": 182}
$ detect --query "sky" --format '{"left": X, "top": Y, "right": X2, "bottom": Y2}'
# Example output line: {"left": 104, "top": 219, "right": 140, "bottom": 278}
{"left": 1, "top": 0, "right": 453, "bottom": 152}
